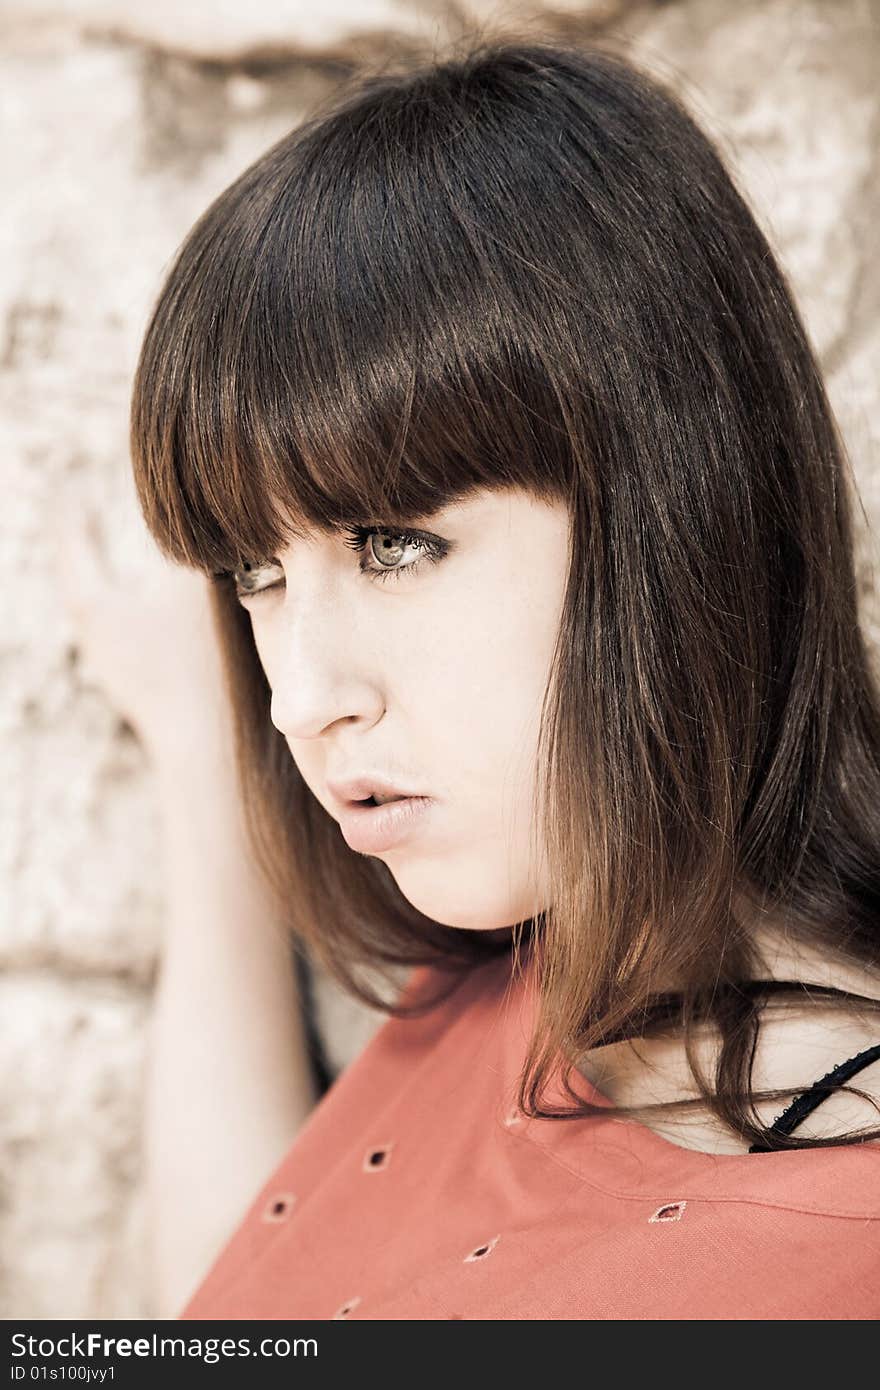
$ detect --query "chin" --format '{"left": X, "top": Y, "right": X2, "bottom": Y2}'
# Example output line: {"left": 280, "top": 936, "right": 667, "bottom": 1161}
{"left": 386, "top": 860, "right": 530, "bottom": 933}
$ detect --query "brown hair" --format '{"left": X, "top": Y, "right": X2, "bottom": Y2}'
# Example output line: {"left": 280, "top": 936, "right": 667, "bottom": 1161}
{"left": 130, "top": 36, "right": 880, "bottom": 1149}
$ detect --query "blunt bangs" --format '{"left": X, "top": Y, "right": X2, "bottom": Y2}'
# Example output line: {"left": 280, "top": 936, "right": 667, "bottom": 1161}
{"left": 127, "top": 50, "right": 609, "bottom": 576}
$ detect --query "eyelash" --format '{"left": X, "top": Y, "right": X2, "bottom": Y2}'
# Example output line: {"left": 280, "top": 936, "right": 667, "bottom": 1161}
{"left": 220, "top": 525, "right": 449, "bottom": 601}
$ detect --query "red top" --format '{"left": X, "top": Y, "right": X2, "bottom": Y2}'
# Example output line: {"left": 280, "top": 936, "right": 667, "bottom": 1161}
{"left": 179, "top": 950, "right": 880, "bottom": 1320}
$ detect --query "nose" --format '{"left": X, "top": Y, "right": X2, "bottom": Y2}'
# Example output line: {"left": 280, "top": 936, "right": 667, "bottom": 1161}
{"left": 270, "top": 663, "right": 386, "bottom": 742}
{"left": 263, "top": 590, "right": 386, "bottom": 742}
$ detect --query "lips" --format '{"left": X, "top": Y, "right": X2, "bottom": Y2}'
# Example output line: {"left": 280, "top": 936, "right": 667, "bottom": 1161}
{"left": 326, "top": 774, "right": 424, "bottom": 808}
{"left": 337, "top": 794, "right": 434, "bottom": 854}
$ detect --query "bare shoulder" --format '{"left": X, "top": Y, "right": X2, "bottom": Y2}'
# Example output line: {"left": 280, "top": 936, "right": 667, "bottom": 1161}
{"left": 778, "top": 1047, "right": 880, "bottom": 1145}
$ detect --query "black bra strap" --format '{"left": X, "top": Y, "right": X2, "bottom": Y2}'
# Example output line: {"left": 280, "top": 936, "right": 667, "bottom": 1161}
{"left": 748, "top": 1042, "right": 880, "bottom": 1153}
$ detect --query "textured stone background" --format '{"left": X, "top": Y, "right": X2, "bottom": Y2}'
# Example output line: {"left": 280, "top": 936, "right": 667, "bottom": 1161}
{"left": 2, "top": 0, "right": 879, "bottom": 1320}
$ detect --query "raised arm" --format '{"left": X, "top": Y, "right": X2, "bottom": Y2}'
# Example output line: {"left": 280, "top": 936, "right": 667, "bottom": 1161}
{"left": 147, "top": 713, "right": 317, "bottom": 1319}
{"left": 53, "top": 489, "right": 318, "bottom": 1319}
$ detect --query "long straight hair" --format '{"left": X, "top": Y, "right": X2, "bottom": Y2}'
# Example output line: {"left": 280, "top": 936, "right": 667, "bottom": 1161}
{"left": 130, "top": 37, "right": 880, "bottom": 1149}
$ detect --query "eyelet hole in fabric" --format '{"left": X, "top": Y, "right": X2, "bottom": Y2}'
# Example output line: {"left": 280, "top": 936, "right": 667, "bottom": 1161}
{"left": 649, "top": 1200, "right": 687, "bottom": 1223}
{"left": 362, "top": 1143, "right": 394, "bottom": 1172}
{"left": 333, "top": 1296, "right": 362, "bottom": 1319}
{"left": 464, "top": 1234, "right": 500, "bottom": 1262}
{"left": 261, "top": 1192, "right": 296, "bottom": 1222}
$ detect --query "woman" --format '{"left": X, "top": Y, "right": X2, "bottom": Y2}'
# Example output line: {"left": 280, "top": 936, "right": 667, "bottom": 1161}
{"left": 71, "top": 38, "right": 880, "bottom": 1318}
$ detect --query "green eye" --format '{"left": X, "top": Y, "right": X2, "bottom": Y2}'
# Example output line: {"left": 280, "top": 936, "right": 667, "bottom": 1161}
{"left": 230, "top": 558, "right": 285, "bottom": 599}
{"left": 342, "top": 525, "right": 449, "bottom": 582}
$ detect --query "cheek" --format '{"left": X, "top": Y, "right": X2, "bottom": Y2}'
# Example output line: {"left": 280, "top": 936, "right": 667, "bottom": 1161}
{"left": 388, "top": 611, "right": 555, "bottom": 928}
{"left": 413, "top": 590, "right": 559, "bottom": 797}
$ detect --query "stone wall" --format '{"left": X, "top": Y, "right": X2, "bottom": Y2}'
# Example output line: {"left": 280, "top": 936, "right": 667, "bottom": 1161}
{"left": 3, "top": 0, "right": 878, "bottom": 1319}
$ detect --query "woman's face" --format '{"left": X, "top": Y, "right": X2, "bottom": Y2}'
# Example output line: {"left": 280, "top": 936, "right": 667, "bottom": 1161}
{"left": 239, "top": 486, "right": 570, "bottom": 931}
